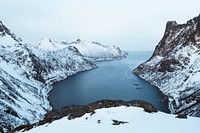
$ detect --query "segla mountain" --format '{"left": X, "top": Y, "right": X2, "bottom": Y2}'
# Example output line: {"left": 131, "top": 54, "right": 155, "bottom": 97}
{"left": 0, "top": 21, "right": 126, "bottom": 132}
{"left": 134, "top": 14, "right": 200, "bottom": 117}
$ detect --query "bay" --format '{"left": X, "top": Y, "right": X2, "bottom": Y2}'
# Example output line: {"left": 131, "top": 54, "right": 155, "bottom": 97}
{"left": 49, "top": 51, "right": 169, "bottom": 113}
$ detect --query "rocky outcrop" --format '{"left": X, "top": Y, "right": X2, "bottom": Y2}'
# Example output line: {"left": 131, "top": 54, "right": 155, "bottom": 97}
{"left": 44, "top": 100, "right": 156, "bottom": 121}
{"left": 134, "top": 14, "right": 200, "bottom": 117}
{"left": 0, "top": 21, "right": 22, "bottom": 42}
{"left": 12, "top": 99, "right": 157, "bottom": 132}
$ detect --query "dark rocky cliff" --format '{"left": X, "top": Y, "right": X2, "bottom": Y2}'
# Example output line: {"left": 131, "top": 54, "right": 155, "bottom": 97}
{"left": 134, "top": 14, "right": 200, "bottom": 117}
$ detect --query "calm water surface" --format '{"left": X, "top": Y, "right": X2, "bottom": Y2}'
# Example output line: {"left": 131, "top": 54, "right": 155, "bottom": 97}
{"left": 49, "top": 52, "right": 169, "bottom": 113}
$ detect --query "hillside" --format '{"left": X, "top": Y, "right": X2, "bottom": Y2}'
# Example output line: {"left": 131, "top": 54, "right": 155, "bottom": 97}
{"left": 0, "top": 21, "right": 96, "bottom": 132}
{"left": 134, "top": 14, "right": 200, "bottom": 117}
{"left": 17, "top": 105, "right": 200, "bottom": 133}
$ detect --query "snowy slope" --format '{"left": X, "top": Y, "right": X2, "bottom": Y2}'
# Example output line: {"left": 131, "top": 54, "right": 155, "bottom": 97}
{"left": 70, "top": 39, "right": 127, "bottom": 61}
{"left": 0, "top": 21, "right": 96, "bottom": 132}
{"left": 38, "top": 37, "right": 67, "bottom": 50}
{"left": 0, "top": 21, "right": 22, "bottom": 46}
{"left": 134, "top": 14, "right": 200, "bottom": 117}
{"left": 38, "top": 38, "right": 127, "bottom": 61}
{"left": 18, "top": 106, "right": 200, "bottom": 133}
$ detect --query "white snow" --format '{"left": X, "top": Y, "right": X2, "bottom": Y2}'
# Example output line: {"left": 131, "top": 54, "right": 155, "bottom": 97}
{"left": 37, "top": 38, "right": 127, "bottom": 61}
{"left": 0, "top": 28, "right": 96, "bottom": 132}
{"left": 190, "top": 72, "right": 200, "bottom": 82}
{"left": 71, "top": 41, "right": 127, "bottom": 61}
{"left": 0, "top": 33, "right": 18, "bottom": 46}
{"left": 0, "top": 61, "right": 23, "bottom": 80}
{"left": 38, "top": 37, "right": 67, "bottom": 51}
{"left": 19, "top": 106, "right": 200, "bottom": 133}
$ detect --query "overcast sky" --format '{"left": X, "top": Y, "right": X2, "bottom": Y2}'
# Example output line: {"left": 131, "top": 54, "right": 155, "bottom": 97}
{"left": 0, "top": 0, "right": 199, "bottom": 51}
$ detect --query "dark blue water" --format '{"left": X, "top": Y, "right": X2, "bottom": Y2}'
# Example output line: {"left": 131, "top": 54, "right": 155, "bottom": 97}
{"left": 49, "top": 51, "right": 169, "bottom": 113}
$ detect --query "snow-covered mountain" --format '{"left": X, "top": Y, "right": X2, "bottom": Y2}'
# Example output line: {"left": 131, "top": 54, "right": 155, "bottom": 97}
{"left": 0, "top": 21, "right": 96, "bottom": 132}
{"left": 134, "top": 14, "right": 200, "bottom": 117}
{"left": 38, "top": 38, "right": 127, "bottom": 61}
{"left": 16, "top": 105, "right": 200, "bottom": 133}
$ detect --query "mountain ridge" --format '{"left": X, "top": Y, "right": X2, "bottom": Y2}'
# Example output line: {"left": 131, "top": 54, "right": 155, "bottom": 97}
{"left": 0, "top": 20, "right": 128, "bottom": 132}
{"left": 38, "top": 38, "right": 127, "bottom": 61}
{"left": 0, "top": 21, "right": 96, "bottom": 132}
{"left": 134, "top": 14, "right": 200, "bottom": 117}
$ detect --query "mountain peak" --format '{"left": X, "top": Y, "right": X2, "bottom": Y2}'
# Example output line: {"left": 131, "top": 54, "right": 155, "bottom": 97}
{"left": 166, "top": 21, "right": 177, "bottom": 28}
{"left": 73, "top": 38, "right": 83, "bottom": 44}
{"left": 193, "top": 13, "right": 200, "bottom": 22}
{"left": 42, "top": 37, "right": 52, "bottom": 42}
{"left": 0, "top": 20, "right": 22, "bottom": 45}
{"left": 38, "top": 37, "right": 57, "bottom": 50}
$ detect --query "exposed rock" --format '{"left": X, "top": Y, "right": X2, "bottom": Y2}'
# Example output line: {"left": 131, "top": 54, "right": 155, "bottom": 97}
{"left": 176, "top": 114, "right": 188, "bottom": 119}
{"left": 12, "top": 100, "right": 157, "bottom": 132}
{"left": 4, "top": 108, "right": 19, "bottom": 118}
{"left": 42, "top": 100, "right": 156, "bottom": 122}
{"left": 97, "top": 120, "right": 101, "bottom": 123}
{"left": 133, "top": 14, "right": 200, "bottom": 117}
{"left": 112, "top": 119, "right": 129, "bottom": 125}
{"left": 0, "top": 127, "right": 4, "bottom": 133}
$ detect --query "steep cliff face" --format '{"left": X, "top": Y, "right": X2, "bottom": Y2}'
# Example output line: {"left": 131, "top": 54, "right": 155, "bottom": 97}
{"left": 0, "top": 22, "right": 96, "bottom": 132}
{"left": 134, "top": 14, "right": 200, "bottom": 117}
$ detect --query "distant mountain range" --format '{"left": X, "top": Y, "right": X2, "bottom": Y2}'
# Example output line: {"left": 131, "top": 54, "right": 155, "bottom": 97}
{"left": 134, "top": 14, "right": 200, "bottom": 117}
{"left": 38, "top": 37, "right": 127, "bottom": 61}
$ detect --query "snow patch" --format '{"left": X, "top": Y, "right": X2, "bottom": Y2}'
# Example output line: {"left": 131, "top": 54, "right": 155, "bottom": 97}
{"left": 20, "top": 106, "right": 200, "bottom": 133}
